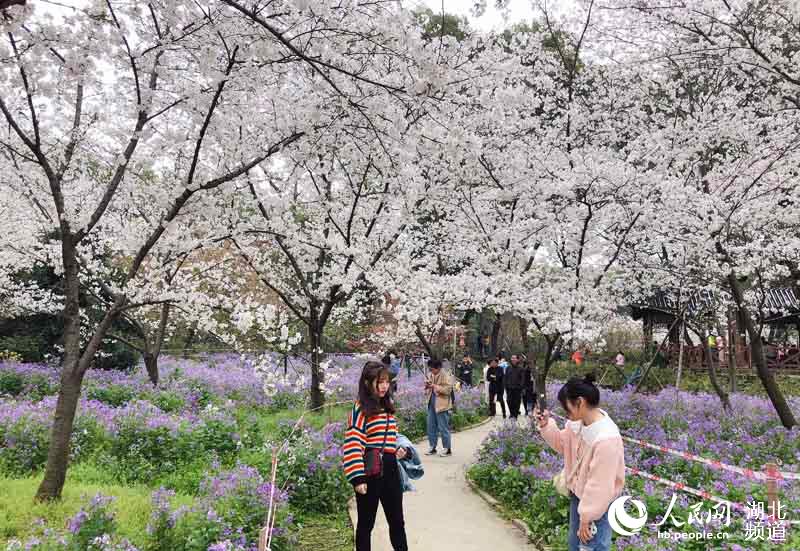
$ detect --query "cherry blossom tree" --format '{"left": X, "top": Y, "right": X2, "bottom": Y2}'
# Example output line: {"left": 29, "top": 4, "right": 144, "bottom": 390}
{"left": 410, "top": 3, "right": 653, "bottom": 408}
{"left": 597, "top": 0, "right": 800, "bottom": 427}
{"left": 0, "top": 0, "right": 435, "bottom": 499}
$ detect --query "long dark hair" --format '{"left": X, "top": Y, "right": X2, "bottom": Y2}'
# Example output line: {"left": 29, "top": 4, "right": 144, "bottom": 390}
{"left": 557, "top": 372, "right": 600, "bottom": 412}
{"left": 357, "top": 361, "right": 395, "bottom": 417}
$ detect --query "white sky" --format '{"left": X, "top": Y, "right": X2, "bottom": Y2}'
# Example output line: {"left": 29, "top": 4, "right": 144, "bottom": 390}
{"left": 415, "top": 0, "right": 540, "bottom": 31}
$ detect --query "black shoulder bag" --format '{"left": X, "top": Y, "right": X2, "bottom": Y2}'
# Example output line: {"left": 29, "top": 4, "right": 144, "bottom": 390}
{"left": 363, "top": 414, "right": 390, "bottom": 478}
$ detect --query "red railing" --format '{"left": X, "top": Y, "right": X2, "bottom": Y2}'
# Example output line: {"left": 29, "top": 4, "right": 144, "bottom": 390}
{"left": 665, "top": 343, "right": 800, "bottom": 371}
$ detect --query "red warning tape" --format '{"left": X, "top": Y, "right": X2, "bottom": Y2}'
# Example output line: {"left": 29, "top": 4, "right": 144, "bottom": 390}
{"left": 627, "top": 465, "right": 748, "bottom": 513}
{"left": 621, "top": 435, "right": 800, "bottom": 482}
{"left": 548, "top": 412, "right": 800, "bottom": 482}
{"left": 626, "top": 466, "right": 800, "bottom": 525}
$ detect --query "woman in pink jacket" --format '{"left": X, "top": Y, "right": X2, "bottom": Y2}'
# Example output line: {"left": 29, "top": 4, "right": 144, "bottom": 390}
{"left": 536, "top": 373, "right": 625, "bottom": 551}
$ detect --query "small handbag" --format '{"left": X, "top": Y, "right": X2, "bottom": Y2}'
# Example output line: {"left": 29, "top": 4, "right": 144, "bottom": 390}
{"left": 553, "top": 438, "right": 587, "bottom": 497}
{"left": 363, "top": 415, "right": 390, "bottom": 478}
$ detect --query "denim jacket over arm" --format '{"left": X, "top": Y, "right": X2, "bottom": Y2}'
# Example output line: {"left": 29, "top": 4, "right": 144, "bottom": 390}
{"left": 396, "top": 433, "right": 424, "bottom": 492}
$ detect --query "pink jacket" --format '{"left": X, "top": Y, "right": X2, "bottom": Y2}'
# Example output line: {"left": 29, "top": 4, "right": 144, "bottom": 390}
{"left": 539, "top": 410, "right": 626, "bottom": 522}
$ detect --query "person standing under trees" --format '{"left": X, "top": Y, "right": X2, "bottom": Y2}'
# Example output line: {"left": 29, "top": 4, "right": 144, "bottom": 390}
{"left": 498, "top": 353, "right": 509, "bottom": 374}
{"left": 382, "top": 351, "right": 401, "bottom": 393}
{"left": 535, "top": 374, "right": 626, "bottom": 551}
{"left": 485, "top": 357, "right": 506, "bottom": 418}
{"left": 707, "top": 332, "right": 719, "bottom": 365}
{"left": 498, "top": 353, "right": 510, "bottom": 407}
{"left": 523, "top": 355, "right": 535, "bottom": 417}
{"left": 457, "top": 353, "right": 474, "bottom": 386}
{"left": 424, "top": 358, "right": 453, "bottom": 457}
{"left": 505, "top": 354, "right": 526, "bottom": 420}
{"left": 343, "top": 361, "right": 411, "bottom": 551}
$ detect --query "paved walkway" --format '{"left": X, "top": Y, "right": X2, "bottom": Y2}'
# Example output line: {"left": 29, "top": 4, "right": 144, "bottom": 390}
{"left": 349, "top": 417, "right": 537, "bottom": 551}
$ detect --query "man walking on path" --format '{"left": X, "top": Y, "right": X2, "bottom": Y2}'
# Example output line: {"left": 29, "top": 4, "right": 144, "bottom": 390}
{"left": 424, "top": 358, "right": 453, "bottom": 456}
{"left": 505, "top": 354, "right": 525, "bottom": 419}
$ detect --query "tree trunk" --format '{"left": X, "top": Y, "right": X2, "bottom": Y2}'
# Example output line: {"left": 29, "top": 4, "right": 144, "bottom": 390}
{"left": 669, "top": 320, "right": 680, "bottom": 345}
{"left": 414, "top": 322, "right": 434, "bottom": 358}
{"left": 683, "top": 326, "right": 695, "bottom": 347}
{"left": 143, "top": 351, "right": 159, "bottom": 386}
{"left": 642, "top": 315, "right": 652, "bottom": 353}
{"left": 727, "top": 308, "right": 738, "bottom": 393}
{"left": 182, "top": 323, "right": 197, "bottom": 358}
{"left": 700, "top": 329, "right": 731, "bottom": 411}
{"left": 535, "top": 337, "right": 560, "bottom": 410}
{"left": 35, "top": 238, "right": 129, "bottom": 500}
{"left": 518, "top": 318, "right": 530, "bottom": 360}
{"left": 476, "top": 310, "right": 485, "bottom": 357}
{"left": 35, "top": 367, "right": 84, "bottom": 501}
{"left": 490, "top": 315, "right": 501, "bottom": 357}
{"left": 728, "top": 273, "right": 796, "bottom": 428}
{"left": 434, "top": 323, "right": 447, "bottom": 360}
{"left": 675, "top": 318, "right": 685, "bottom": 405}
{"left": 35, "top": 237, "right": 82, "bottom": 502}
{"left": 309, "top": 323, "right": 325, "bottom": 410}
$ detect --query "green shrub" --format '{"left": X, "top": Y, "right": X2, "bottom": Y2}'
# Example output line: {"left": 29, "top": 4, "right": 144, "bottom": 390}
{"left": 149, "top": 391, "right": 185, "bottom": 413}
{"left": 102, "top": 425, "right": 189, "bottom": 484}
{"left": 0, "top": 418, "right": 50, "bottom": 476}
{"left": 69, "top": 495, "right": 118, "bottom": 550}
{"left": 0, "top": 349, "right": 24, "bottom": 362}
{"left": 26, "top": 374, "right": 58, "bottom": 401}
{"left": 186, "top": 383, "right": 214, "bottom": 410}
{"left": 191, "top": 419, "right": 239, "bottom": 457}
{"left": 3, "top": 493, "right": 125, "bottom": 551}
{"left": 100, "top": 419, "right": 237, "bottom": 485}
{"left": 152, "top": 456, "right": 215, "bottom": 495}
{"left": 0, "top": 335, "right": 46, "bottom": 362}
{"left": 92, "top": 343, "right": 138, "bottom": 372}
{"left": 145, "top": 507, "right": 225, "bottom": 551}
{"left": 0, "top": 416, "right": 106, "bottom": 477}
{"left": 0, "top": 369, "right": 25, "bottom": 396}
{"left": 86, "top": 385, "right": 136, "bottom": 407}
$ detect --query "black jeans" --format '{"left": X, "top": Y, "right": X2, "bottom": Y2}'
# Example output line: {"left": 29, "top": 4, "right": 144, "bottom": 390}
{"left": 523, "top": 388, "right": 534, "bottom": 416}
{"left": 355, "top": 455, "right": 408, "bottom": 551}
{"left": 506, "top": 388, "right": 522, "bottom": 418}
{"left": 488, "top": 387, "right": 506, "bottom": 418}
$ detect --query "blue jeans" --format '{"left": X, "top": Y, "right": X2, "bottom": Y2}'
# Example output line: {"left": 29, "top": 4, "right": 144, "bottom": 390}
{"left": 426, "top": 402, "right": 451, "bottom": 450}
{"left": 569, "top": 493, "right": 612, "bottom": 551}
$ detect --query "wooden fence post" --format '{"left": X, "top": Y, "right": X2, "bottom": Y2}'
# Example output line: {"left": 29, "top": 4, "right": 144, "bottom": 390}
{"left": 765, "top": 462, "right": 778, "bottom": 523}
{"left": 258, "top": 526, "right": 269, "bottom": 551}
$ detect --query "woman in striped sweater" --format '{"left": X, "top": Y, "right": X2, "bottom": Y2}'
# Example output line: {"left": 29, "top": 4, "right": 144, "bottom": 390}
{"left": 343, "top": 361, "right": 411, "bottom": 551}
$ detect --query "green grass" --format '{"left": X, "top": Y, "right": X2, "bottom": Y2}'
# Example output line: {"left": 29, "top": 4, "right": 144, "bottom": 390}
{"left": 242, "top": 403, "right": 352, "bottom": 433}
{"left": 0, "top": 404, "right": 356, "bottom": 548}
{"left": 0, "top": 475, "right": 194, "bottom": 545}
{"left": 0, "top": 470, "right": 355, "bottom": 549}
{"left": 295, "top": 511, "right": 353, "bottom": 551}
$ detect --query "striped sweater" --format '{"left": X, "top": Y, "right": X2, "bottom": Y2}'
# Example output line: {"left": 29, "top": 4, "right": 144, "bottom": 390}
{"left": 342, "top": 401, "right": 398, "bottom": 485}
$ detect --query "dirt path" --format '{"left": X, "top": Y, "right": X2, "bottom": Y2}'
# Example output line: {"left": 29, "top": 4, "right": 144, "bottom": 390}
{"left": 348, "top": 417, "right": 537, "bottom": 550}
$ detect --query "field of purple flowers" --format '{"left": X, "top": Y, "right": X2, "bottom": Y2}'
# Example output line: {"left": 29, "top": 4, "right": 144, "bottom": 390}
{"left": 0, "top": 355, "right": 485, "bottom": 551}
{"left": 469, "top": 385, "right": 800, "bottom": 550}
